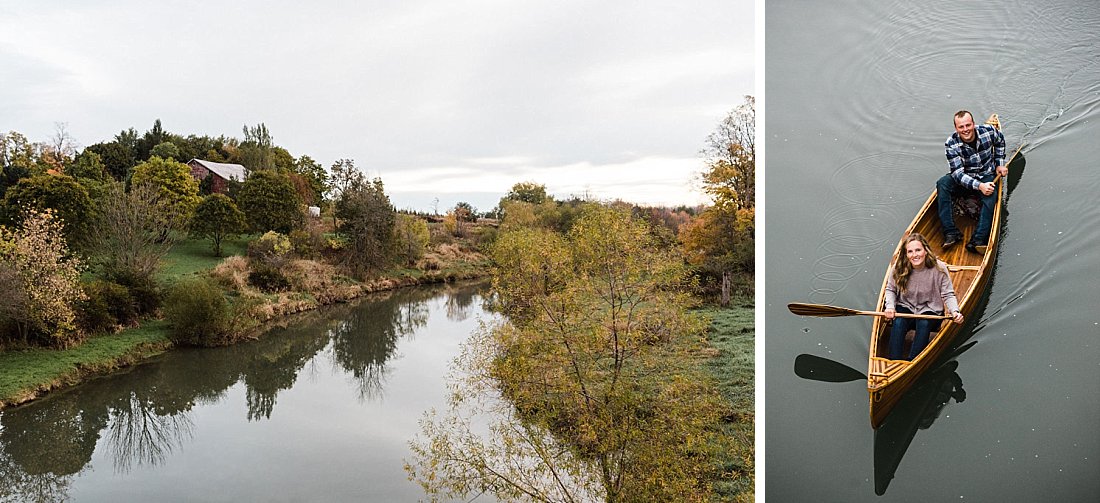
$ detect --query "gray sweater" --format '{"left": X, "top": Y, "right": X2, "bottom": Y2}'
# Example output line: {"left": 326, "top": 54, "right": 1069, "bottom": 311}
{"left": 884, "top": 260, "right": 960, "bottom": 314}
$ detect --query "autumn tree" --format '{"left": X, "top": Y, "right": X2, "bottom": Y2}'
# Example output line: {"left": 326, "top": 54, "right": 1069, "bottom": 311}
{"left": 236, "top": 169, "right": 302, "bottom": 234}
{"left": 685, "top": 96, "right": 756, "bottom": 304}
{"left": 0, "top": 209, "right": 87, "bottom": 347}
{"left": 393, "top": 214, "right": 429, "bottom": 266}
{"left": 327, "top": 158, "right": 363, "bottom": 228}
{"left": 335, "top": 177, "right": 395, "bottom": 277}
{"left": 191, "top": 193, "right": 247, "bottom": 256}
{"left": 42, "top": 122, "right": 78, "bottom": 170}
{"left": 444, "top": 202, "right": 476, "bottom": 237}
{"left": 0, "top": 174, "right": 94, "bottom": 249}
{"left": 129, "top": 155, "right": 202, "bottom": 226}
{"left": 502, "top": 181, "right": 551, "bottom": 205}
{"left": 702, "top": 95, "right": 755, "bottom": 211}
{"left": 409, "top": 205, "right": 731, "bottom": 502}
{"left": 328, "top": 158, "right": 362, "bottom": 200}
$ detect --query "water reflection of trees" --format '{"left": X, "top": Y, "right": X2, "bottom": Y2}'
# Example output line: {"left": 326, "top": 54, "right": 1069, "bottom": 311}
{"left": 107, "top": 393, "right": 195, "bottom": 472}
{"left": 0, "top": 281, "right": 488, "bottom": 499}
{"left": 445, "top": 286, "right": 478, "bottom": 322}
{"left": 328, "top": 290, "right": 430, "bottom": 401}
{"left": 0, "top": 447, "right": 73, "bottom": 503}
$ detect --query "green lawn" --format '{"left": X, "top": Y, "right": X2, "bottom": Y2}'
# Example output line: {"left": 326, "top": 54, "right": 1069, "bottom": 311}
{"left": 157, "top": 234, "right": 252, "bottom": 283}
{"left": 0, "top": 320, "right": 171, "bottom": 408}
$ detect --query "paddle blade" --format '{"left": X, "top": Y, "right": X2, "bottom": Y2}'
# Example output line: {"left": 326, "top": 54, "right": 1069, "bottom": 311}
{"left": 787, "top": 302, "right": 860, "bottom": 317}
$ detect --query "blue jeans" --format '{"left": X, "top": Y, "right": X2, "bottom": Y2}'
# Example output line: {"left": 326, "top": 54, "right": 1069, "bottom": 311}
{"left": 936, "top": 173, "right": 997, "bottom": 244}
{"left": 888, "top": 306, "right": 944, "bottom": 360}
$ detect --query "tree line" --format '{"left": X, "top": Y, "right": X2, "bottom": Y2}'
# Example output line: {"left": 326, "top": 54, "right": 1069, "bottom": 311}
{"left": 0, "top": 94, "right": 751, "bottom": 349}
{"left": 0, "top": 120, "right": 419, "bottom": 348}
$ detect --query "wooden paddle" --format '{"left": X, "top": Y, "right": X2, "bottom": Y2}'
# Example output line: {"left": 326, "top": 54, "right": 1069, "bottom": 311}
{"left": 788, "top": 302, "right": 952, "bottom": 320}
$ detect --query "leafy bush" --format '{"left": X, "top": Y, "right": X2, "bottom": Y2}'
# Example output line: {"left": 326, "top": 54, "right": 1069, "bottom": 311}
{"left": 247, "top": 231, "right": 292, "bottom": 267}
{"left": 0, "top": 209, "right": 87, "bottom": 348}
{"left": 288, "top": 227, "right": 324, "bottom": 259}
{"left": 163, "top": 277, "right": 233, "bottom": 346}
{"left": 111, "top": 269, "right": 162, "bottom": 316}
{"left": 248, "top": 263, "right": 291, "bottom": 292}
{"left": 393, "top": 214, "right": 430, "bottom": 266}
{"left": 78, "top": 280, "right": 137, "bottom": 333}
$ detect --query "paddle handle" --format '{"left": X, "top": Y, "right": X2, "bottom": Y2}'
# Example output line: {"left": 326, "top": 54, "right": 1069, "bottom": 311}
{"left": 859, "top": 310, "right": 951, "bottom": 320}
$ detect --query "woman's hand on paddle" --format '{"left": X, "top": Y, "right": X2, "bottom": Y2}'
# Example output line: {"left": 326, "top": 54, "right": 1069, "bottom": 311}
{"left": 951, "top": 311, "right": 964, "bottom": 324}
{"left": 884, "top": 308, "right": 895, "bottom": 320}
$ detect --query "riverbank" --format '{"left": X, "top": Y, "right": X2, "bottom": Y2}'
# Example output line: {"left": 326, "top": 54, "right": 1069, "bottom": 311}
{"left": 0, "top": 236, "right": 491, "bottom": 410}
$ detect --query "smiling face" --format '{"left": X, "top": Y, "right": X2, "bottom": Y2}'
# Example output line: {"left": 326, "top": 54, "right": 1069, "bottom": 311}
{"left": 906, "top": 239, "right": 928, "bottom": 268}
{"left": 954, "top": 112, "right": 976, "bottom": 143}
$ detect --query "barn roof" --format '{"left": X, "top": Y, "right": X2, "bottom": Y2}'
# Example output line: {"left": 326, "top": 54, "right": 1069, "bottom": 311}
{"left": 189, "top": 158, "right": 247, "bottom": 182}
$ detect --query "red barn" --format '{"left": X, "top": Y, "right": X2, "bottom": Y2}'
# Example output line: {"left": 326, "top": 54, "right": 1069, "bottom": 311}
{"left": 187, "top": 158, "right": 247, "bottom": 194}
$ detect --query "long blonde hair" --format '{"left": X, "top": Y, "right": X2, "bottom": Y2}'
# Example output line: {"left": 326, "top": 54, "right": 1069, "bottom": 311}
{"left": 893, "top": 232, "right": 943, "bottom": 294}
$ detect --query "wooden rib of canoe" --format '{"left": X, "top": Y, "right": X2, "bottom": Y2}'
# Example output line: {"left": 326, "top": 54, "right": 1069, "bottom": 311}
{"left": 867, "top": 114, "right": 1022, "bottom": 428}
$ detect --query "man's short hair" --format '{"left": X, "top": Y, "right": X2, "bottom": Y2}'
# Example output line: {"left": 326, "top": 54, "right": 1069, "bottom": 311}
{"left": 954, "top": 110, "right": 973, "bottom": 123}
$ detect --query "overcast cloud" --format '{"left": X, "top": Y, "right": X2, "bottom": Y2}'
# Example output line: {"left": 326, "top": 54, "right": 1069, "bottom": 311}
{"left": 0, "top": 0, "right": 752, "bottom": 212}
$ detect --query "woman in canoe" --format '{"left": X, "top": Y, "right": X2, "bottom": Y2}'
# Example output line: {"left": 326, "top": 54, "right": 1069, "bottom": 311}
{"left": 884, "top": 232, "right": 965, "bottom": 360}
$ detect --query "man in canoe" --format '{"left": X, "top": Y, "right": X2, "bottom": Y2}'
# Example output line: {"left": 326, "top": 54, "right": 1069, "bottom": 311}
{"left": 938, "top": 110, "right": 1006, "bottom": 253}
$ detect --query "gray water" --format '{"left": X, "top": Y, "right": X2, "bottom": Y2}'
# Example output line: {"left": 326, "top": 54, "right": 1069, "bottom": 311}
{"left": 0, "top": 283, "right": 493, "bottom": 502}
{"left": 766, "top": 0, "right": 1100, "bottom": 500}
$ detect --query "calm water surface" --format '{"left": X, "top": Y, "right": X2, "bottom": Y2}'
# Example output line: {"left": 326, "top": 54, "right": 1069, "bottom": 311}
{"left": 0, "top": 283, "right": 494, "bottom": 502}
{"left": 767, "top": 0, "right": 1100, "bottom": 500}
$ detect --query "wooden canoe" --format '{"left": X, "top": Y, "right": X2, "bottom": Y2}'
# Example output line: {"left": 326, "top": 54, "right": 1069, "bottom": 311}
{"left": 867, "top": 114, "right": 1022, "bottom": 428}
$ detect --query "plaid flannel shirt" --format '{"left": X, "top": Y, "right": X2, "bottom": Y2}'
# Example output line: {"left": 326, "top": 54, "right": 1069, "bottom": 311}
{"left": 944, "top": 124, "right": 1005, "bottom": 190}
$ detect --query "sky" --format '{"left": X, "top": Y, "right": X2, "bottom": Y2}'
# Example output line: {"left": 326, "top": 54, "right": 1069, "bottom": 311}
{"left": 0, "top": 0, "right": 753, "bottom": 213}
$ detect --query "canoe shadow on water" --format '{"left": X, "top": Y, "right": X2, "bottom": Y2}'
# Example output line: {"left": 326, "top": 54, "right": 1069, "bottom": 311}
{"left": 793, "top": 336, "right": 978, "bottom": 496}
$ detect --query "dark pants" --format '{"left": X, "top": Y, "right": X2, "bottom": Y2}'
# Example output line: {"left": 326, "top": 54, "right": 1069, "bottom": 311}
{"left": 936, "top": 173, "right": 997, "bottom": 244}
{"left": 888, "top": 306, "right": 944, "bottom": 360}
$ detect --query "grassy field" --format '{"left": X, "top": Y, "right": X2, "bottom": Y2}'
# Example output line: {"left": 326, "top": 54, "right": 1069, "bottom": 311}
{"left": 702, "top": 298, "right": 755, "bottom": 412}
{"left": 699, "top": 297, "right": 755, "bottom": 502}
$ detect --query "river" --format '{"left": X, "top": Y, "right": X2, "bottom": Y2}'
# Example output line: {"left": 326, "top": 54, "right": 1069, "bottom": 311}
{"left": 0, "top": 283, "right": 494, "bottom": 502}
{"left": 766, "top": 0, "right": 1100, "bottom": 500}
